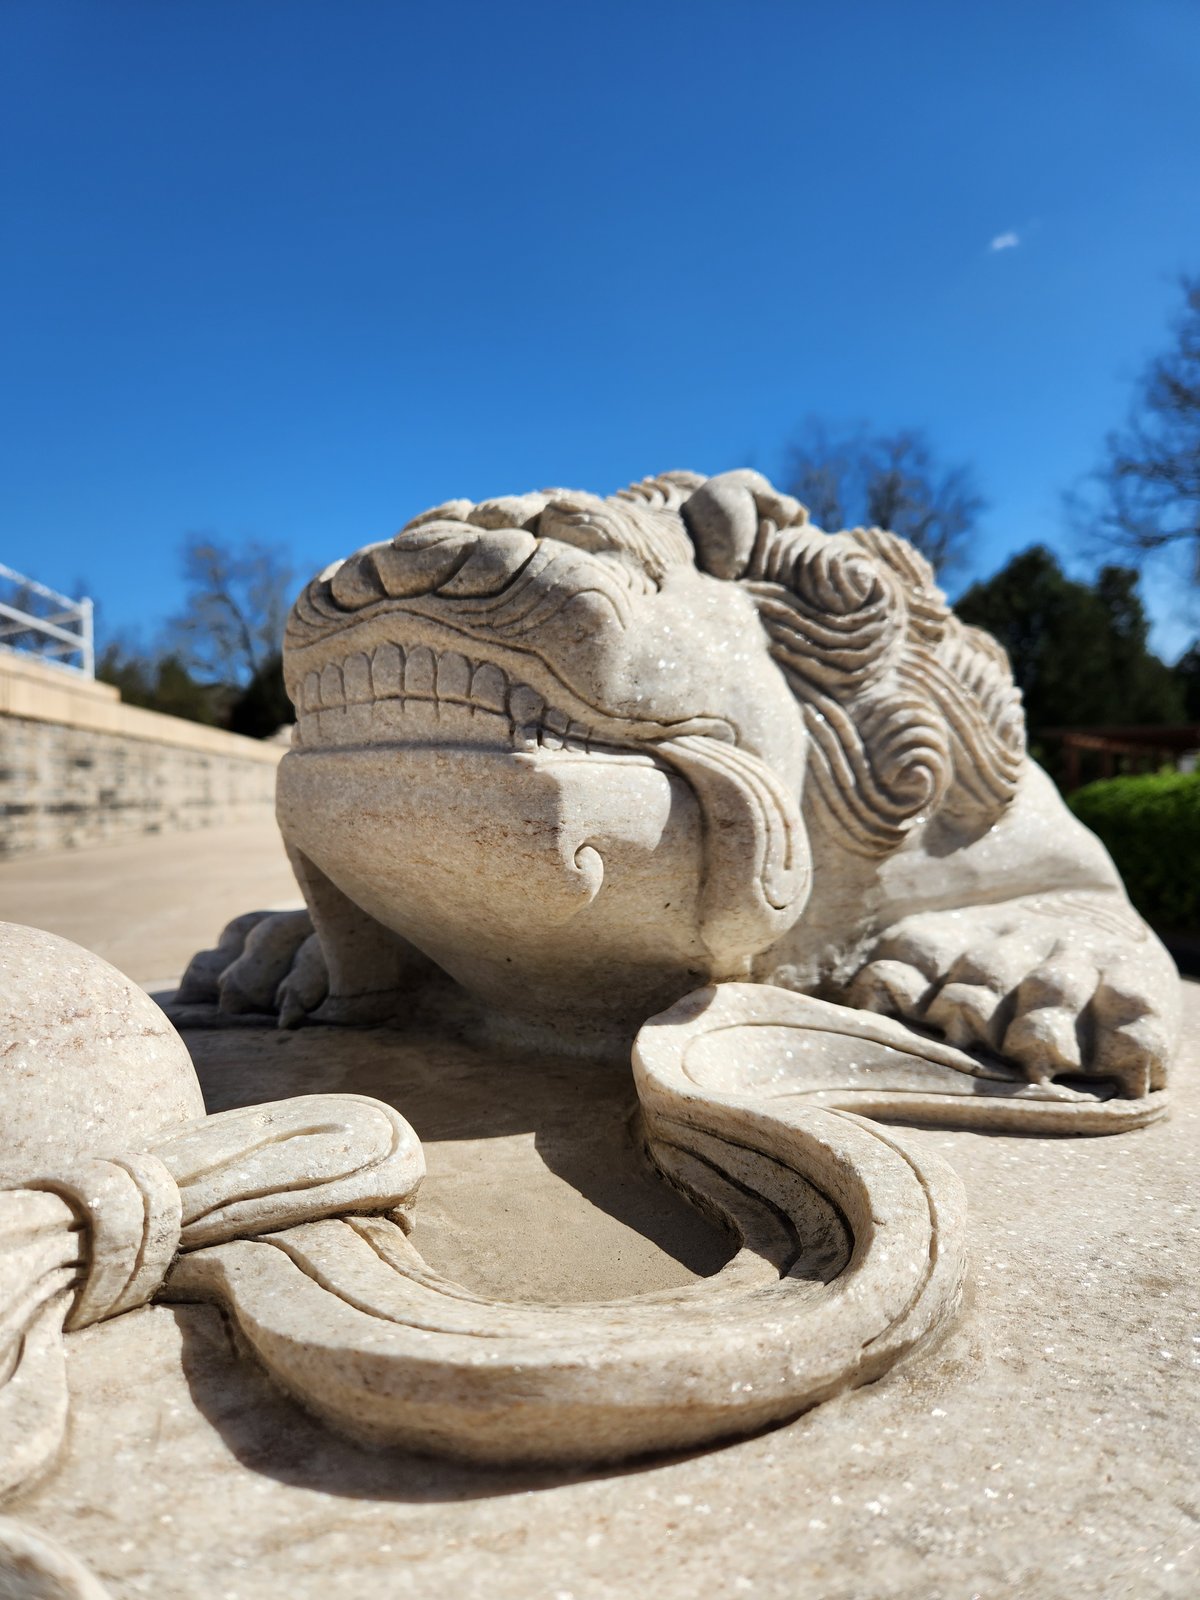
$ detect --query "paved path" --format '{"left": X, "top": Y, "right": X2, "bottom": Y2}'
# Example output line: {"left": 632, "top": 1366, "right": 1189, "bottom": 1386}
{"left": 0, "top": 816, "right": 300, "bottom": 985}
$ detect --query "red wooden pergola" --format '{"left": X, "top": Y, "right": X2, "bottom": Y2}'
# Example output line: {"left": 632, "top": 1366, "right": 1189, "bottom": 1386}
{"left": 1040, "top": 725, "right": 1200, "bottom": 791}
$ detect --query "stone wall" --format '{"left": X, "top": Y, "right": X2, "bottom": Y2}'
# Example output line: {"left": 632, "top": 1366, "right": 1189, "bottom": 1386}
{"left": 0, "top": 651, "right": 283, "bottom": 857}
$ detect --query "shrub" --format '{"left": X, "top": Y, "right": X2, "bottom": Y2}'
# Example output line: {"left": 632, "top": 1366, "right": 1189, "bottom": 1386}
{"left": 227, "top": 652, "right": 295, "bottom": 739}
{"left": 1068, "top": 770, "right": 1200, "bottom": 931}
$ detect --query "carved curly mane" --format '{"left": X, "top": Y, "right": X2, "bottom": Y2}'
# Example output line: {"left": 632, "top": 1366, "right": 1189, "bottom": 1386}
{"left": 742, "top": 512, "right": 1024, "bottom": 854}
{"left": 604, "top": 469, "right": 1026, "bottom": 856}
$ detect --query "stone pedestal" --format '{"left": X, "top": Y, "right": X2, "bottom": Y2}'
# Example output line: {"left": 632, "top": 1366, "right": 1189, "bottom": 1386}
{"left": 11, "top": 983, "right": 1198, "bottom": 1600}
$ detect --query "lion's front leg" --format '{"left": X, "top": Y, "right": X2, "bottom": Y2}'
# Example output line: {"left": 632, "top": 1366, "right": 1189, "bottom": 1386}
{"left": 277, "top": 843, "right": 439, "bottom": 1026}
{"left": 843, "top": 889, "right": 1179, "bottom": 1096}
{"left": 174, "top": 906, "right": 321, "bottom": 1022}
{"left": 175, "top": 850, "right": 438, "bottom": 1028}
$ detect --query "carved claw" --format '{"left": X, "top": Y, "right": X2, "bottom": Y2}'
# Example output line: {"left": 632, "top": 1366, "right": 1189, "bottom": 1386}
{"left": 218, "top": 910, "right": 314, "bottom": 1014}
{"left": 840, "top": 893, "right": 1178, "bottom": 1098}
{"left": 844, "top": 957, "right": 930, "bottom": 1016}
{"left": 173, "top": 909, "right": 332, "bottom": 1027}
{"left": 926, "top": 980, "right": 1011, "bottom": 1052}
{"left": 173, "top": 909, "right": 275, "bottom": 1004}
{"left": 1001, "top": 1006, "right": 1084, "bottom": 1080}
{"left": 1091, "top": 1007, "right": 1170, "bottom": 1097}
{"left": 276, "top": 932, "right": 329, "bottom": 1028}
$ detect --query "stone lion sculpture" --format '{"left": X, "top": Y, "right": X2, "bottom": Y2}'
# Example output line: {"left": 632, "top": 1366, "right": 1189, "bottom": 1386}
{"left": 183, "top": 467, "right": 1177, "bottom": 1095}
{"left": 0, "top": 472, "right": 1181, "bottom": 1595}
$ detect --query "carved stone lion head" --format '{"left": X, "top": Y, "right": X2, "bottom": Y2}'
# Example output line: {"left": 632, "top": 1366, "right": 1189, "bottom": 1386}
{"left": 278, "top": 470, "right": 1024, "bottom": 1031}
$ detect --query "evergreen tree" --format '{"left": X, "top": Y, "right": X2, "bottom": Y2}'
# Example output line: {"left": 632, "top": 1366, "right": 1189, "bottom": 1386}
{"left": 227, "top": 653, "right": 294, "bottom": 738}
{"left": 97, "top": 645, "right": 228, "bottom": 725}
{"left": 1173, "top": 641, "right": 1200, "bottom": 720}
{"left": 956, "top": 548, "right": 1184, "bottom": 743}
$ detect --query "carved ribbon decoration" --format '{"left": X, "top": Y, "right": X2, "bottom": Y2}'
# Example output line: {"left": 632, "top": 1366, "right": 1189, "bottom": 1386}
{"left": 0, "top": 1096, "right": 423, "bottom": 1502}
{"left": 162, "top": 986, "right": 1163, "bottom": 1463}
{"left": 1, "top": 985, "right": 1165, "bottom": 1510}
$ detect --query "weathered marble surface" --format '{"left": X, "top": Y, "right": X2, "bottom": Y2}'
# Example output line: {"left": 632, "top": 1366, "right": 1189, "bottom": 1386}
{"left": 12, "top": 984, "right": 1198, "bottom": 1600}
{"left": 0, "top": 921, "right": 203, "bottom": 1178}
{"left": 3, "top": 468, "right": 1192, "bottom": 1595}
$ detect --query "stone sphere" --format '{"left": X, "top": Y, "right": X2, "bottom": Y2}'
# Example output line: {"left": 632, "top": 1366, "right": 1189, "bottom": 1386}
{"left": 0, "top": 922, "right": 205, "bottom": 1180}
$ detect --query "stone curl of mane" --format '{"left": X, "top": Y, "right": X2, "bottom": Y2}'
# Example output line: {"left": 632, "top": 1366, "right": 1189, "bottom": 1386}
{"left": 738, "top": 500, "right": 1025, "bottom": 856}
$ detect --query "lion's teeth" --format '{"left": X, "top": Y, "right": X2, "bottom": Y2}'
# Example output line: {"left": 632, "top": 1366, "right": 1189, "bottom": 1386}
{"left": 436, "top": 651, "right": 471, "bottom": 701}
{"left": 345, "top": 702, "right": 373, "bottom": 738}
{"left": 320, "top": 662, "right": 345, "bottom": 708}
{"left": 373, "top": 699, "right": 408, "bottom": 736}
{"left": 471, "top": 662, "right": 508, "bottom": 713}
{"left": 344, "top": 652, "right": 374, "bottom": 734}
{"left": 343, "top": 653, "right": 372, "bottom": 704}
{"left": 509, "top": 686, "right": 545, "bottom": 726}
{"left": 404, "top": 646, "right": 437, "bottom": 698}
{"left": 302, "top": 648, "right": 582, "bottom": 750}
{"left": 371, "top": 643, "right": 404, "bottom": 699}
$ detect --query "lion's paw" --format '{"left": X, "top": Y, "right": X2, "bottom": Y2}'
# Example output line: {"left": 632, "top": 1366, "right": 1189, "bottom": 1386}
{"left": 175, "top": 909, "right": 328, "bottom": 1027}
{"left": 844, "top": 893, "right": 1178, "bottom": 1097}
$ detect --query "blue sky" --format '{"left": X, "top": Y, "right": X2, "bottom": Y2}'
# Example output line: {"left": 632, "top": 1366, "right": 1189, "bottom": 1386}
{"left": 3, "top": 0, "right": 1199, "bottom": 659}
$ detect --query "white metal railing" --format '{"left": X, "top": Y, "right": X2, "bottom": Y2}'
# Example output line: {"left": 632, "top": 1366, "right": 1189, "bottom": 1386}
{"left": 0, "top": 563, "right": 95, "bottom": 677}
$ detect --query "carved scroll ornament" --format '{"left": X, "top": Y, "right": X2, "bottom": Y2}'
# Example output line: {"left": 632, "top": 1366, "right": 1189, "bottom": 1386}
{"left": 0, "top": 1093, "right": 424, "bottom": 1503}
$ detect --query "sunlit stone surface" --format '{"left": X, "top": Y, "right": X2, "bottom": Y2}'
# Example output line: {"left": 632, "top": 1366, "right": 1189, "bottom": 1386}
{"left": 2, "top": 471, "right": 1191, "bottom": 1596}
{"left": 9, "top": 987, "right": 1199, "bottom": 1598}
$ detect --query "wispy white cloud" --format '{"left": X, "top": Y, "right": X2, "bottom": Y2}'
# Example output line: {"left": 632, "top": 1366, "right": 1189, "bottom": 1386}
{"left": 989, "top": 231, "right": 1020, "bottom": 252}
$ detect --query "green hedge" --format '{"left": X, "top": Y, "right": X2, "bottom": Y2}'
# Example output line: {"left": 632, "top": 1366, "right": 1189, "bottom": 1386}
{"left": 1068, "top": 770, "right": 1200, "bottom": 931}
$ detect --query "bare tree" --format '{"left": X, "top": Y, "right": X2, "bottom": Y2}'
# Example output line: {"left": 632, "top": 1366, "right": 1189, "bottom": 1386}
{"left": 1080, "top": 276, "right": 1200, "bottom": 584}
{"left": 783, "top": 422, "right": 984, "bottom": 576}
{"left": 171, "top": 538, "right": 296, "bottom": 685}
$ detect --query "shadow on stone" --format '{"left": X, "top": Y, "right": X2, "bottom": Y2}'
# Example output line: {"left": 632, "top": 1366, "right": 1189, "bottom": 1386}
{"left": 182, "top": 1018, "right": 735, "bottom": 1294}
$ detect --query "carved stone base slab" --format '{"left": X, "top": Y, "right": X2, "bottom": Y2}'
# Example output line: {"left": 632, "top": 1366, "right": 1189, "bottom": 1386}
{"left": 10, "top": 986, "right": 1199, "bottom": 1599}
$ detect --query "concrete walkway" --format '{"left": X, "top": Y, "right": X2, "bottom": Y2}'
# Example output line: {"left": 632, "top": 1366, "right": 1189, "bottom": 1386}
{"left": 0, "top": 816, "right": 300, "bottom": 986}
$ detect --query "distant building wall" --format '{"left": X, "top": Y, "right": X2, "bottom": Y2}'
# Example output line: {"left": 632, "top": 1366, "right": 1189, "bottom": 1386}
{"left": 0, "top": 650, "right": 283, "bottom": 857}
